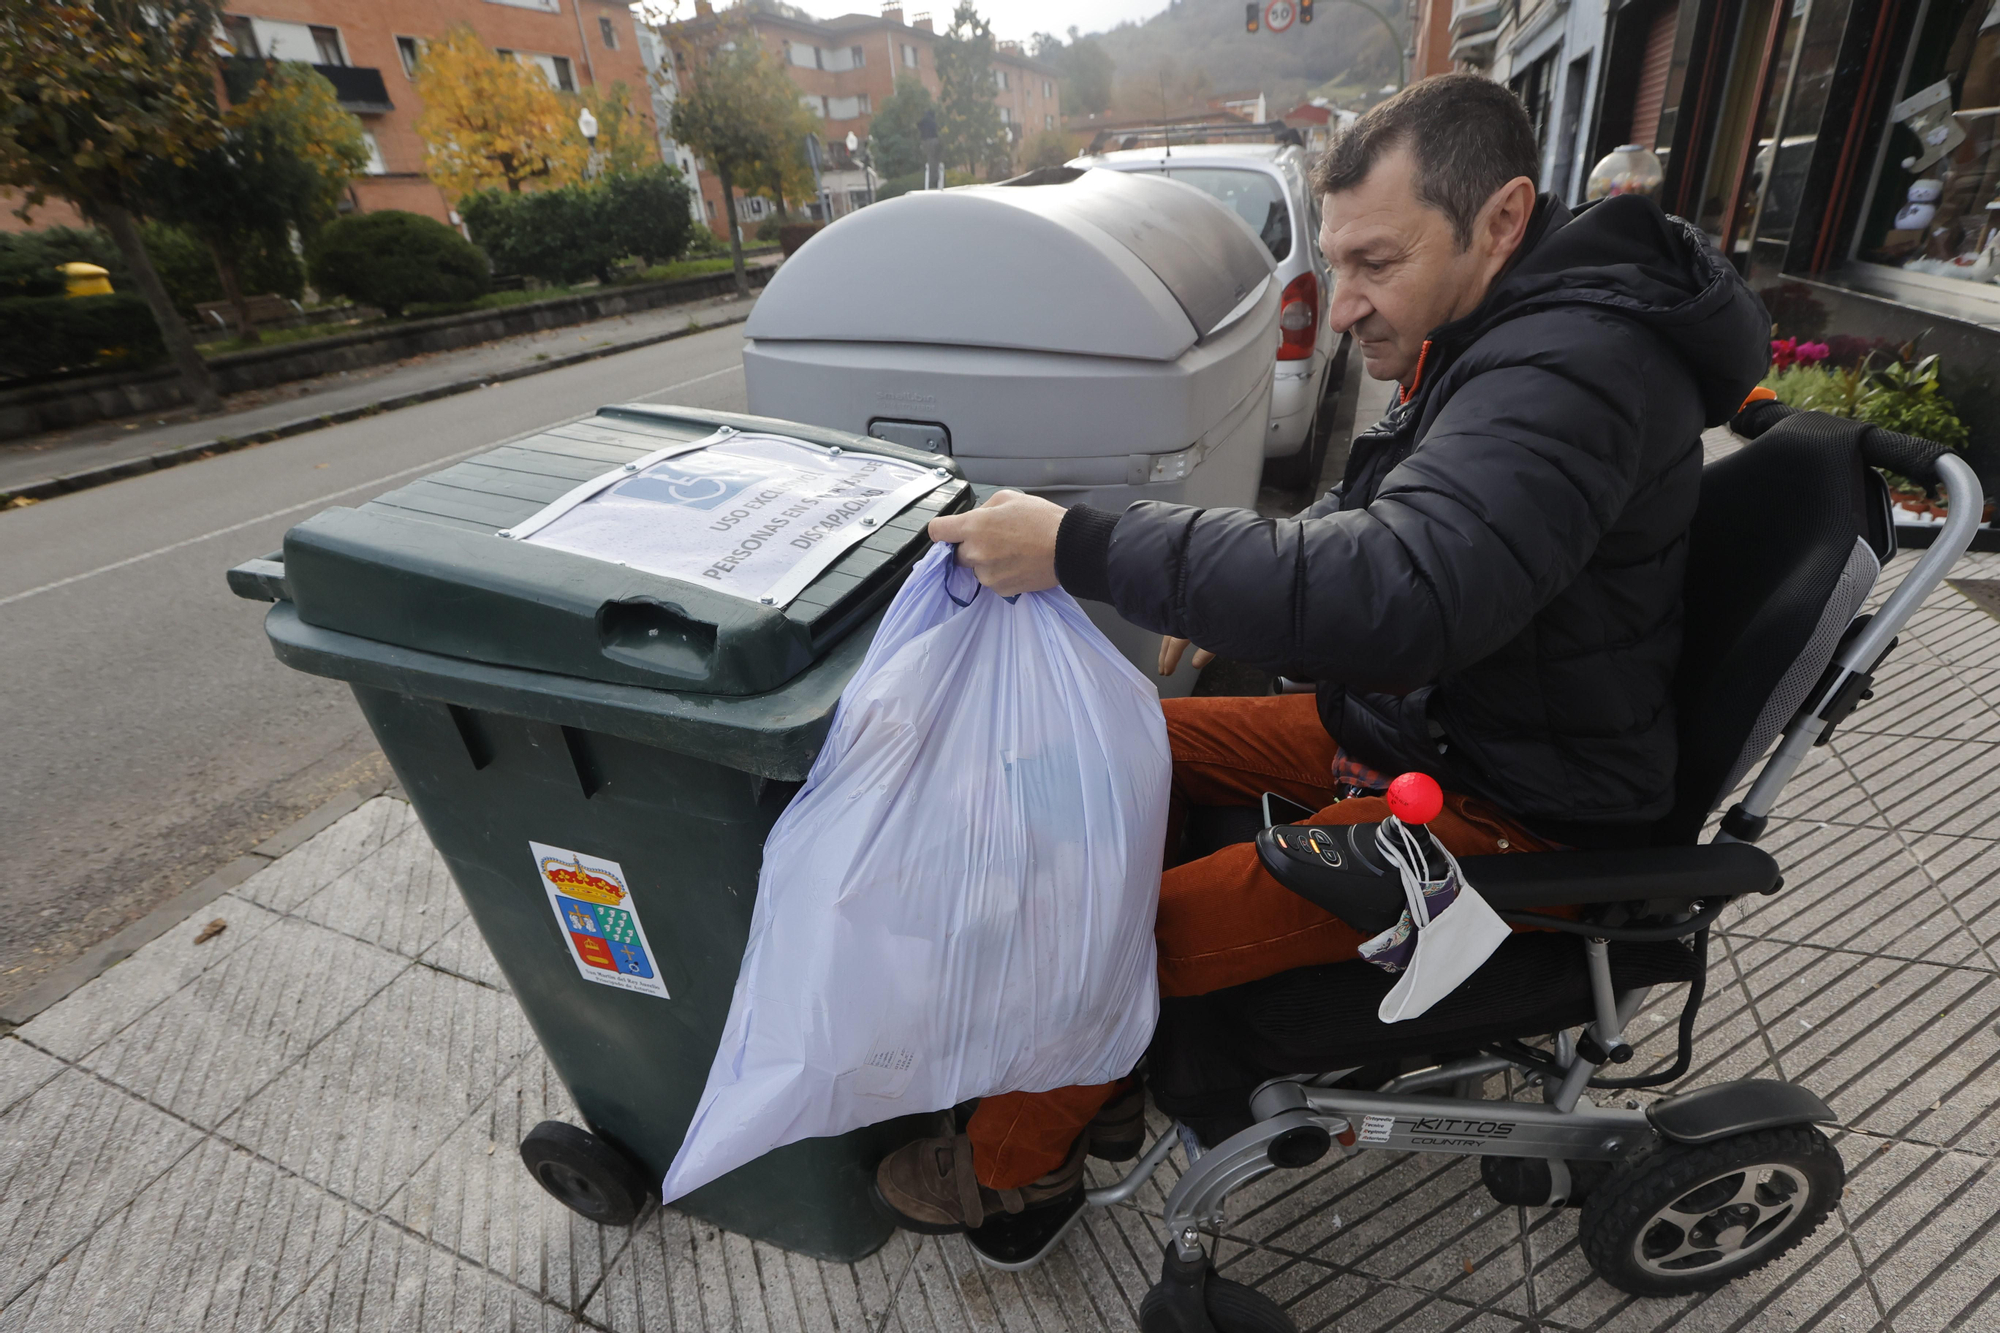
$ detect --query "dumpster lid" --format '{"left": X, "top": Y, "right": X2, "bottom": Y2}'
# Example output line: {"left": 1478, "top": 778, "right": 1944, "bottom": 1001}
{"left": 742, "top": 168, "right": 1275, "bottom": 363}
{"left": 263, "top": 406, "right": 971, "bottom": 697}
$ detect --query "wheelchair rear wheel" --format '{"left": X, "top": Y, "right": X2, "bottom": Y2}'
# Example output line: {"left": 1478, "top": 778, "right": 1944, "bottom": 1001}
{"left": 1580, "top": 1124, "right": 1843, "bottom": 1296}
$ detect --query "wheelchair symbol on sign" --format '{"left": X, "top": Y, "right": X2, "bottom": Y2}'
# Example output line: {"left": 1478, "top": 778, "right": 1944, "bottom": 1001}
{"left": 663, "top": 474, "right": 729, "bottom": 504}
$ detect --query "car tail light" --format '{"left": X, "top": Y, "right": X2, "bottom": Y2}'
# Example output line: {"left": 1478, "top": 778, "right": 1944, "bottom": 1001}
{"left": 1277, "top": 271, "right": 1318, "bottom": 361}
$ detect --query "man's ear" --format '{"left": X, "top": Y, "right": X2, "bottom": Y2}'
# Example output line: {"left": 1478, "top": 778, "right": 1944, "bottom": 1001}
{"left": 1481, "top": 176, "right": 1538, "bottom": 263}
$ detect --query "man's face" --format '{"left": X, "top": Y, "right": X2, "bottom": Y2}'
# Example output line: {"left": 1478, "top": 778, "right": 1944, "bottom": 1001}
{"left": 1318, "top": 145, "right": 1528, "bottom": 384}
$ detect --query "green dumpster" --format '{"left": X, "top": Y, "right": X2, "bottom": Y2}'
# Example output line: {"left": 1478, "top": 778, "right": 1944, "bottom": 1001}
{"left": 228, "top": 404, "right": 971, "bottom": 1261}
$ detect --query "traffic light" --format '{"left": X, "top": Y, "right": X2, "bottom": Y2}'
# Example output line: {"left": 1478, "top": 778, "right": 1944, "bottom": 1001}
{"left": 1246, "top": 2, "right": 1259, "bottom": 31}
{"left": 1301, "top": 0, "right": 1314, "bottom": 21}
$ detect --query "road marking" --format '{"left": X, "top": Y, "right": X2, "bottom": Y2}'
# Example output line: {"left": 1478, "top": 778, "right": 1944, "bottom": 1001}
{"left": 629, "top": 362, "right": 740, "bottom": 403}
{"left": 0, "top": 362, "right": 746, "bottom": 610}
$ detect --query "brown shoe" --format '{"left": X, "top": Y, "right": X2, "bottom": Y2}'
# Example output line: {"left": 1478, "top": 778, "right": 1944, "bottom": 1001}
{"left": 1088, "top": 1083, "right": 1147, "bottom": 1162}
{"left": 874, "top": 1131, "right": 1086, "bottom": 1234}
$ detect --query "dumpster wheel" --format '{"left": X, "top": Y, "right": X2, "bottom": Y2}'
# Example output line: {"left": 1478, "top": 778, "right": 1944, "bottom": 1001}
{"left": 521, "top": 1120, "right": 652, "bottom": 1226}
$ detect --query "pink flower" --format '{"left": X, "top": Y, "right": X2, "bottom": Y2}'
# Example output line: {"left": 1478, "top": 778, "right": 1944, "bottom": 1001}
{"left": 1771, "top": 338, "right": 1798, "bottom": 371}
{"left": 1794, "top": 341, "right": 1830, "bottom": 365}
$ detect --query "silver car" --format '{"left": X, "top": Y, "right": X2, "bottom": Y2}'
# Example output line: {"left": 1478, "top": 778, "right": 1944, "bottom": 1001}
{"left": 1070, "top": 140, "right": 1343, "bottom": 487}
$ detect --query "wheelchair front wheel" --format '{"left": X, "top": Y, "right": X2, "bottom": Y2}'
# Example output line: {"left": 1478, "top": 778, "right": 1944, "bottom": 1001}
{"left": 1580, "top": 1124, "right": 1843, "bottom": 1297}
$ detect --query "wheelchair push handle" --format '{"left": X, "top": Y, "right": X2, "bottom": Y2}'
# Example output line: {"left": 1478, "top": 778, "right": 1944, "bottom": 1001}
{"left": 1731, "top": 396, "right": 1957, "bottom": 489}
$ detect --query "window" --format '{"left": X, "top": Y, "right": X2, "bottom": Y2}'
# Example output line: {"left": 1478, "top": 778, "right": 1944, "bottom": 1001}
{"left": 599, "top": 16, "right": 618, "bottom": 49}
{"left": 998, "top": 105, "right": 1010, "bottom": 124}
{"left": 995, "top": 69, "right": 1009, "bottom": 90}
{"left": 827, "top": 94, "right": 868, "bottom": 119}
{"left": 901, "top": 42, "right": 918, "bottom": 68}
{"left": 309, "top": 25, "right": 345, "bottom": 66}
{"left": 1045, "top": 113, "right": 1054, "bottom": 130}
{"left": 1162, "top": 168, "right": 1292, "bottom": 261}
{"left": 510, "top": 51, "right": 576, "bottom": 92}
{"left": 851, "top": 45, "right": 865, "bottom": 66}
{"left": 485, "top": 0, "right": 560, "bottom": 11}
{"left": 360, "top": 130, "right": 387, "bottom": 175}
{"left": 1043, "top": 80, "right": 1053, "bottom": 99}
{"left": 222, "top": 15, "right": 259, "bottom": 57}
{"left": 802, "top": 93, "right": 828, "bottom": 117}
{"left": 705, "top": 198, "right": 716, "bottom": 220}
{"left": 789, "top": 41, "right": 818, "bottom": 68}
{"left": 395, "top": 36, "right": 420, "bottom": 78}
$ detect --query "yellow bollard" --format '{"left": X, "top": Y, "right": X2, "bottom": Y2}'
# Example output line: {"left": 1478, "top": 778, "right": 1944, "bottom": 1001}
{"left": 59, "top": 262, "right": 113, "bottom": 297}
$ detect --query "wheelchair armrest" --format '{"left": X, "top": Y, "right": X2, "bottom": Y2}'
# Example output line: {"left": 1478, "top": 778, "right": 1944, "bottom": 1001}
{"left": 1258, "top": 824, "right": 1779, "bottom": 936}
{"left": 1458, "top": 843, "right": 1780, "bottom": 909}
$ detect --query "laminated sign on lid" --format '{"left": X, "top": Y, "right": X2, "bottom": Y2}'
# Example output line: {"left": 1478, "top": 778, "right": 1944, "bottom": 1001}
{"left": 505, "top": 428, "right": 944, "bottom": 607}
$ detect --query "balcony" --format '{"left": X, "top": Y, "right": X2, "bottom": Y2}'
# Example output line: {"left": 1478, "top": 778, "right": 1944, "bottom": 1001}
{"left": 221, "top": 57, "right": 394, "bottom": 115}
{"left": 1449, "top": 0, "right": 1504, "bottom": 64}
{"left": 314, "top": 64, "right": 394, "bottom": 114}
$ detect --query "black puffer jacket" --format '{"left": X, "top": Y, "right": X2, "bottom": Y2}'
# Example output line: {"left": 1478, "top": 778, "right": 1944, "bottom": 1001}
{"left": 1055, "top": 194, "right": 1770, "bottom": 842}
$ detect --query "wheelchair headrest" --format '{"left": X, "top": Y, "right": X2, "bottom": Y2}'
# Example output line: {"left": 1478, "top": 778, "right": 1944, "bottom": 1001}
{"left": 1654, "top": 409, "right": 1893, "bottom": 845}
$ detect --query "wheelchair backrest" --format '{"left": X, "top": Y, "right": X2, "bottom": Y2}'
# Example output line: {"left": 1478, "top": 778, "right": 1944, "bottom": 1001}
{"left": 1653, "top": 412, "right": 1895, "bottom": 845}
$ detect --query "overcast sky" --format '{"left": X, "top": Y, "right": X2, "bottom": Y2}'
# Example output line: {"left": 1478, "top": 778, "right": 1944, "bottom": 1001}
{"left": 804, "top": 1, "right": 1169, "bottom": 45}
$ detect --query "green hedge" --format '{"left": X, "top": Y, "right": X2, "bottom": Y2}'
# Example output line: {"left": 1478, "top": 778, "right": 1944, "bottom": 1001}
{"left": 308, "top": 211, "right": 488, "bottom": 318}
{"left": 0, "top": 293, "right": 165, "bottom": 379}
{"left": 462, "top": 166, "right": 696, "bottom": 285}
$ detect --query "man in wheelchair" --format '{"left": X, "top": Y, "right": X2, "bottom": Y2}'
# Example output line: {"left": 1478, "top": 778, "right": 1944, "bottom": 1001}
{"left": 880, "top": 73, "right": 1985, "bottom": 1315}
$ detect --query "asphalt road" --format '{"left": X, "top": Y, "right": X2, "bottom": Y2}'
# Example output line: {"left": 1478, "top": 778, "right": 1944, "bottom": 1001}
{"left": 0, "top": 325, "right": 752, "bottom": 1012}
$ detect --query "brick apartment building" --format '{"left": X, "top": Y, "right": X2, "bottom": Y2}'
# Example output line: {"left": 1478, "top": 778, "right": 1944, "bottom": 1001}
{"left": 669, "top": 3, "right": 1061, "bottom": 230}
{"left": 0, "top": 0, "right": 663, "bottom": 233}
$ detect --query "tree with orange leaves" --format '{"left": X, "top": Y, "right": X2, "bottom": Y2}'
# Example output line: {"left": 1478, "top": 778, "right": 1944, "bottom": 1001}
{"left": 413, "top": 27, "right": 588, "bottom": 198}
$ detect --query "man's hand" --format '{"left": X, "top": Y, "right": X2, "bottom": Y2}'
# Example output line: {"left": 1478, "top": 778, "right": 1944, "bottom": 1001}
{"left": 1158, "top": 637, "right": 1215, "bottom": 677}
{"left": 927, "top": 490, "right": 1065, "bottom": 596}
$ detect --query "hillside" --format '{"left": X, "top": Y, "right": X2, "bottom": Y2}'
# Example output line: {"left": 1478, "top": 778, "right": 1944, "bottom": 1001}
{"left": 1084, "top": 0, "right": 1406, "bottom": 117}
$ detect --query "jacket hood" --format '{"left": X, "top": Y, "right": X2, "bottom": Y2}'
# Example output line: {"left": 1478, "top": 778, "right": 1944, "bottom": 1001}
{"left": 1434, "top": 194, "right": 1771, "bottom": 426}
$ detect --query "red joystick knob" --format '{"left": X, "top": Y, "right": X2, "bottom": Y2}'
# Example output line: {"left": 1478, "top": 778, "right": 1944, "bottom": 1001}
{"left": 1386, "top": 772, "right": 1444, "bottom": 825}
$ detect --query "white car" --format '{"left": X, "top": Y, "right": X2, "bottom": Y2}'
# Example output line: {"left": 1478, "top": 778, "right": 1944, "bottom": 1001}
{"left": 1069, "top": 139, "right": 1344, "bottom": 487}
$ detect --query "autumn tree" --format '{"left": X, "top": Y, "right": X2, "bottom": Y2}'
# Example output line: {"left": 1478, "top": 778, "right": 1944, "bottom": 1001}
{"left": 144, "top": 62, "right": 369, "bottom": 341}
{"left": 666, "top": 17, "right": 815, "bottom": 295}
{"left": 935, "top": 3, "right": 1011, "bottom": 178}
{"left": 414, "top": 27, "right": 588, "bottom": 197}
{"left": 0, "top": 0, "right": 226, "bottom": 410}
{"left": 576, "top": 81, "right": 660, "bottom": 179}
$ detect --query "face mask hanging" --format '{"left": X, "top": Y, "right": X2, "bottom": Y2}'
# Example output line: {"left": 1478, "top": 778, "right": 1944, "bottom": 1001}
{"left": 1356, "top": 776, "right": 1513, "bottom": 1023}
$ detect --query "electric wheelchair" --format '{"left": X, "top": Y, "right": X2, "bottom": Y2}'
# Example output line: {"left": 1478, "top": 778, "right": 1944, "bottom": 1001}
{"left": 963, "top": 402, "right": 1989, "bottom": 1330}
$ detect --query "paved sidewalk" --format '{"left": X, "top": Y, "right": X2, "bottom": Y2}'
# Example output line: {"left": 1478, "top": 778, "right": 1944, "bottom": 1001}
{"left": 3, "top": 477, "right": 1999, "bottom": 1332}
{"left": 0, "top": 279, "right": 767, "bottom": 496}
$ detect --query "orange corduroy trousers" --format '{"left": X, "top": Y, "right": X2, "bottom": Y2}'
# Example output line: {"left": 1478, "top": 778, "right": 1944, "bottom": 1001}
{"left": 965, "top": 691, "right": 1557, "bottom": 1189}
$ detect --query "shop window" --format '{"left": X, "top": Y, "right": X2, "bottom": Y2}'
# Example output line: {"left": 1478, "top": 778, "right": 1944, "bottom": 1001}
{"left": 1856, "top": 0, "right": 2000, "bottom": 286}
{"left": 1510, "top": 50, "right": 1556, "bottom": 168}
{"left": 1552, "top": 54, "right": 1592, "bottom": 202}
{"left": 1741, "top": 0, "right": 1848, "bottom": 259}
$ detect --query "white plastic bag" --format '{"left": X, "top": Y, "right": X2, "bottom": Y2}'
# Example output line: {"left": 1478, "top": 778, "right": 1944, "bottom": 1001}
{"left": 660, "top": 542, "right": 1171, "bottom": 1203}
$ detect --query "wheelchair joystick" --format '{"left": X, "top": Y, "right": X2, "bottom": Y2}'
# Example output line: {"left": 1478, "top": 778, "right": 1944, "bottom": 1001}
{"left": 1385, "top": 772, "right": 1443, "bottom": 825}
